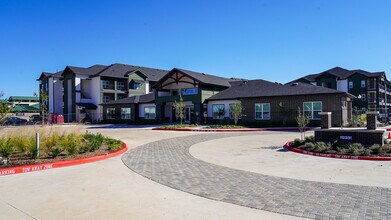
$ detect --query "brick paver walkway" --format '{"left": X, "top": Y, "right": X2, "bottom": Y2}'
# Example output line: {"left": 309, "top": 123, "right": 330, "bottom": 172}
{"left": 122, "top": 133, "right": 391, "bottom": 219}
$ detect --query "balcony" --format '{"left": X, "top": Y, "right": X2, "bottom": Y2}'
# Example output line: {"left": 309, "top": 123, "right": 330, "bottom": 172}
{"left": 379, "top": 84, "right": 386, "bottom": 91}
{"left": 367, "top": 97, "right": 376, "bottom": 103}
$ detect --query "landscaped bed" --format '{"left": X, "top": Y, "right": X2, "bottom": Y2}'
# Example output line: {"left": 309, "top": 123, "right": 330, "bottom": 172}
{"left": 0, "top": 126, "right": 123, "bottom": 168}
{"left": 288, "top": 136, "right": 391, "bottom": 157}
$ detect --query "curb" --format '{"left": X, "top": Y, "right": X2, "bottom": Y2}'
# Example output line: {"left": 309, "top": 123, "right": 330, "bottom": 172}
{"left": 152, "top": 127, "right": 312, "bottom": 132}
{"left": 0, "top": 142, "right": 128, "bottom": 176}
{"left": 283, "top": 142, "right": 391, "bottom": 161}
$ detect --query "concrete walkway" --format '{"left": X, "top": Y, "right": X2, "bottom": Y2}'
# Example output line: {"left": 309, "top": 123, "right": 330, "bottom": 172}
{"left": 122, "top": 132, "right": 391, "bottom": 220}
{"left": 190, "top": 134, "right": 391, "bottom": 187}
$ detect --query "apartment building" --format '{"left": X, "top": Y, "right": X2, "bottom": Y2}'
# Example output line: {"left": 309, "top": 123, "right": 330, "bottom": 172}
{"left": 101, "top": 67, "right": 353, "bottom": 127}
{"left": 38, "top": 63, "right": 168, "bottom": 122}
{"left": 37, "top": 70, "right": 63, "bottom": 114}
{"left": 291, "top": 67, "right": 390, "bottom": 114}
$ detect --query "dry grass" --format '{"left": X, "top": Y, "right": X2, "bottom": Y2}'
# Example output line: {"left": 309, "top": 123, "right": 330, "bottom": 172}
{"left": 0, "top": 125, "right": 84, "bottom": 139}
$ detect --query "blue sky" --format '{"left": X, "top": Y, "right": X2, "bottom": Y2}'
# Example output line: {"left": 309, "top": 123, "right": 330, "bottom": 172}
{"left": 0, "top": 0, "right": 390, "bottom": 96}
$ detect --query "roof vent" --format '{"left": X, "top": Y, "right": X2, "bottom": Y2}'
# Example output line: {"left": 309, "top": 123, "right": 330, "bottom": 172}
{"left": 291, "top": 83, "right": 298, "bottom": 86}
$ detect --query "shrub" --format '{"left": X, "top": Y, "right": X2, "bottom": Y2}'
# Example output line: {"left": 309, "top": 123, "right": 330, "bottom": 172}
{"left": 50, "top": 146, "right": 63, "bottom": 158}
{"left": 105, "top": 138, "right": 122, "bottom": 151}
{"left": 44, "top": 133, "right": 59, "bottom": 151}
{"left": 304, "top": 142, "right": 315, "bottom": 149}
{"left": 28, "top": 144, "right": 39, "bottom": 159}
{"left": 313, "top": 142, "right": 326, "bottom": 152}
{"left": 89, "top": 133, "right": 104, "bottom": 152}
{"left": 369, "top": 144, "right": 382, "bottom": 155}
{"left": 332, "top": 141, "right": 348, "bottom": 151}
{"left": 293, "top": 138, "right": 302, "bottom": 147}
{"left": 62, "top": 133, "right": 81, "bottom": 156}
{"left": 305, "top": 135, "right": 314, "bottom": 143}
{"left": 361, "top": 148, "right": 371, "bottom": 156}
{"left": 12, "top": 136, "right": 30, "bottom": 153}
{"left": 0, "top": 138, "right": 13, "bottom": 159}
{"left": 348, "top": 144, "right": 361, "bottom": 156}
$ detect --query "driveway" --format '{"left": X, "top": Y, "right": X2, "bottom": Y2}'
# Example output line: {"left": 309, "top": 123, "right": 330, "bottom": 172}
{"left": 0, "top": 126, "right": 302, "bottom": 220}
{"left": 122, "top": 132, "right": 391, "bottom": 219}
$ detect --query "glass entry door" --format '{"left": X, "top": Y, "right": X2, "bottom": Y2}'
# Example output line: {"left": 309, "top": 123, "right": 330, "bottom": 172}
{"left": 184, "top": 106, "right": 194, "bottom": 123}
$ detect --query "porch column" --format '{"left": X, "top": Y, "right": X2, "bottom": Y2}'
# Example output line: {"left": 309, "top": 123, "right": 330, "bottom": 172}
{"left": 366, "top": 111, "right": 377, "bottom": 130}
{"left": 319, "top": 112, "right": 332, "bottom": 129}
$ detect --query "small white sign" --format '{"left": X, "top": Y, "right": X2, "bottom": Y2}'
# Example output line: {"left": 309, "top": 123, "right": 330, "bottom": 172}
{"left": 340, "top": 136, "right": 352, "bottom": 140}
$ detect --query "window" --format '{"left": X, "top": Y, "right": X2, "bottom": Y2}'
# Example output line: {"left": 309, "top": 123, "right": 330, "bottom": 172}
{"left": 212, "top": 104, "right": 225, "bottom": 119}
{"left": 348, "top": 81, "right": 353, "bottom": 89}
{"left": 103, "top": 80, "right": 112, "bottom": 89}
{"left": 117, "top": 81, "right": 125, "bottom": 90}
{"left": 103, "top": 95, "right": 111, "bottom": 103}
{"left": 361, "top": 94, "right": 366, "bottom": 101}
{"left": 361, "top": 80, "right": 366, "bottom": 88}
{"left": 181, "top": 88, "right": 198, "bottom": 96}
{"left": 255, "top": 103, "right": 270, "bottom": 120}
{"left": 303, "top": 101, "right": 322, "bottom": 120}
{"left": 106, "top": 108, "right": 115, "bottom": 119}
{"left": 144, "top": 106, "right": 156, "bottom": 119}
{"left": 117, "top": 95, "right": 126, "bottom": 100}
{"left": 132, "top": 82, "right": 141, "bottom": 90}
{"left": 121, "top": 108, "right": 131, "bottom": 119}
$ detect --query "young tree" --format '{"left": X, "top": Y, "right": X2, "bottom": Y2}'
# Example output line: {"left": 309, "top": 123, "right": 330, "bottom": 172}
{"left": 172, "top": 95, "right": 186, "bottom": 124}
{"left": 296, "top": 107, "right": 310, "bottom": 140}
{"left": 230, "top": 103, "right": 244, "bottom": 125}
{"left": 36, "top": 89, "right": 48, "bottom": 125}
{"left": 0, "top": 92, "right": 11, "bottom": 125}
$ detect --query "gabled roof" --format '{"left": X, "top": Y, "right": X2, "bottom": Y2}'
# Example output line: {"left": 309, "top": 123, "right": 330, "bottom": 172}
{"left": 289, "top": 67, "right": 386, "bottom": 83}
{"left": 63, "top": 64, "right": 108, "bottom": 76}
{"left": 92, "top": 63, "right": 169, "bottom": 81}
{"left": 154, "top": 68, "right": 233, "bottom": 89}
{"left": 100, "top": 93, "right": 155, "bottom": 105}
{"left": 208, "top": 80, "right": 352, "bottom": 101}
{"left": 37, "top": 70, "right": 63, "bottom": 80}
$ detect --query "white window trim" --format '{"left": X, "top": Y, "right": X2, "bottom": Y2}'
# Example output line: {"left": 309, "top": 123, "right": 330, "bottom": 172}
{"left": 212, "top": 104, "right": 225, "bottom": 119}
{"left": 144, "top": 106, "right": 156, "bottom": 119}
{"left": 361, "top": 80, "right": 366, "bottom": 88}
{"left": 133, "top": 82, "right": 141, "bottom": 90}
{"left": 255, "top": 103, "right": 271, "bottom": 120}
{"left": 117, "top": 81, "right": 125, "bottom": 90}
{"left": 303, "top": 101, "right": 322, "bottom": 120}
{"left": 106, "top": 108, "right": 115, "bottom": 119}
{"left": 121, "top": 108, "right": 131, "bottom": 119}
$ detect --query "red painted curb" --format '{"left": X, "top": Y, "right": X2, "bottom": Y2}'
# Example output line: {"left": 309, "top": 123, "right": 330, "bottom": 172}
{"left": 0, "top": 142, "right": 128, "bottom": 176}
{"left": 152, "top": 127, "right": 311, "bottom": 132}
{"left": 283, "top": 142, "right": 391, "bottom": 161}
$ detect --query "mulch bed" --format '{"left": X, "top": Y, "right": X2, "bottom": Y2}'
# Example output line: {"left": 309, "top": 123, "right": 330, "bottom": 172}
{"left": 1, "top": 146, "right": 117, "bottom": 168}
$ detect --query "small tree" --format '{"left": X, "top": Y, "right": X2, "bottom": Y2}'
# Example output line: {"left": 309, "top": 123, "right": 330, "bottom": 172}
{"left": 230, "top": 103, "right": 244, "bottom": 125}
{"left": 296, "top": 107, "right": 310, "bottom": 140}
{"left": 35, "top": 89, "right": 48, "bottom": 125}
{"left": 0, "top": 92, "right": 11, "bottom": 125}
{"left": 173, "top": 95, "right": 186, "bottom": 124}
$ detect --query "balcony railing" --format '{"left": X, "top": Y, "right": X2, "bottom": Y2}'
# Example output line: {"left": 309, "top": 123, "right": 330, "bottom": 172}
{"left": 367, "top": 97, "right": 376, "bottom": 103}
{"left": 103, "top": 84, "right": 115, "bottom": 90}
